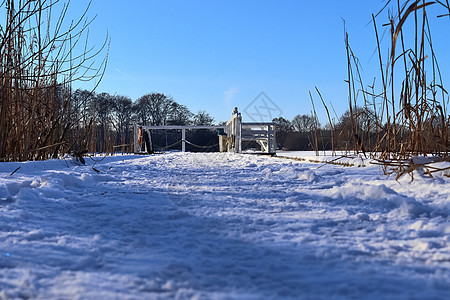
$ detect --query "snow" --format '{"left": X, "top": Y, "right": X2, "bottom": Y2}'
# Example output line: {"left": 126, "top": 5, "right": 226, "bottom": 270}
{"left": 0, "top": 152, "right": 449, "bottom": 299}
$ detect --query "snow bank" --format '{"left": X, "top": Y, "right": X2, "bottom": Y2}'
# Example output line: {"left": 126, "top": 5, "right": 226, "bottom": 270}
{"left": 0, "top": 152, "right": 449, "bottom": 299}
{"left": 277, "top": 150, "right": 372, "bottom": 167}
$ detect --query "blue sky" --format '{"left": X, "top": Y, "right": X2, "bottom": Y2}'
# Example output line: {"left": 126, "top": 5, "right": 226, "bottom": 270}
{"left": 70, "top": 0, "right": 450, "bottom": 124}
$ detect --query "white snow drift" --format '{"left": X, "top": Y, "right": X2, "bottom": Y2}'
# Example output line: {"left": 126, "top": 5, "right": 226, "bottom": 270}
{"left": 0, "top": 152, "right": 449, "bottom": 299}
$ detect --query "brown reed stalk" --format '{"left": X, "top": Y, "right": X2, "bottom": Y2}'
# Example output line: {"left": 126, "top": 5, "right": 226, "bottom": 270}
{"left": 372, "top": 0, "right": 449, "bottom": 162}
{"left": 334, "top": 0, "right": 449, "bottom": 167}
{"left": 309, "top": 91, "right": 320, "bottom": 156}
{"left": 0, "top": 0, "right": 108, "bottom": 161}
{"left": 344, "top": 32, "right": 356, "bottom": 139}
{"left": 315, "top": 87, "right": 335, "bottom": 155}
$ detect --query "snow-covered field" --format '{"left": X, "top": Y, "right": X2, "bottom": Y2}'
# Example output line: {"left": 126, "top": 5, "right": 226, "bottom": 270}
{"left": 1, "top": 152, "right": 449, "bottom": 299}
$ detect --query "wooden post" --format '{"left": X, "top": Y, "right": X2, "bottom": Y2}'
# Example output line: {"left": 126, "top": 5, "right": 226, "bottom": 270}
{"left": 182, "top": 128, "right": 186, "bottom": 152}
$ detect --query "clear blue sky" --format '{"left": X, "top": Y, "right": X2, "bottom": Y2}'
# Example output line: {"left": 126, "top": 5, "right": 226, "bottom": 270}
{"left": 70, "top": 0, "right": 450, "bottom": 124}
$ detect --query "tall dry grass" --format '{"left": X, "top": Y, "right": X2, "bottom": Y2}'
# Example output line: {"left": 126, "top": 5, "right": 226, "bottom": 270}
{"left": 330, "top": 0, "right": 450, "bottom": 160}
{"left": 0, "top": 0, "right": 108, "bottom": 161}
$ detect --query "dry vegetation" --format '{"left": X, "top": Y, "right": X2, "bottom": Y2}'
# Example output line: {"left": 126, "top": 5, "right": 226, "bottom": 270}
{"left": 308, "top": 0, "right": 450, "bottom": 174}
{"left": 0, "top": 0, "right": 108, "bottom": 161}
{"left": 1, "top": 0, "right": 450, "bottom": 171}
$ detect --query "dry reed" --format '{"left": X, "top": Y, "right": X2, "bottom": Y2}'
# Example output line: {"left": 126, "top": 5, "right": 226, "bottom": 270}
{"left": 0, "top": 0, "right": 108, "bottom": 161}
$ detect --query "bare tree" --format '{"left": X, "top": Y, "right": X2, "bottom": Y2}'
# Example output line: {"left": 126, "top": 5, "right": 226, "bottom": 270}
{"left": 273, "top": 117, "right": 293, "bottom": 149}
{"left": 113, "top": 95, "right": 133, "bottom": 149}
{"left": 292, "top": 114, "right": 316, "bottom": 133}
{"left": 135, "top": 93, "right": 175, "bottom": 126}
{"left": 168, "top": 102, "right": 193, "bottom": 125}
{"left": 194, "top": 110, "right": 215, "bottom": 126}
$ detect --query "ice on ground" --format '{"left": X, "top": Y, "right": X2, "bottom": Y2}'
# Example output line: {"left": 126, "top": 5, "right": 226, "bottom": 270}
{"left": 0, "top": 152, "right": 449, "bottom": 299}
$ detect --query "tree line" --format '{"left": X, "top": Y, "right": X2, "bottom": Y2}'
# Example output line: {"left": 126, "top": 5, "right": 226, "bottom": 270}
{"left": 69, "top": 90, "right": 216, "bottom": 155}
{"left": 273, "top": 106, "right": 379, "bottom": 154}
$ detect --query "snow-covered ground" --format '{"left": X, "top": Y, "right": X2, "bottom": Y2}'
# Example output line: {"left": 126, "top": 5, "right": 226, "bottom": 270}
{"left": 1, "top": 152, "right": 449, "bottom": 299}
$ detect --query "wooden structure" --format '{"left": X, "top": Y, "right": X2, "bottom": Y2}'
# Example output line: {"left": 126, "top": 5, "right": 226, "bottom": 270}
{"left": 134, "top": 107, "right": 276, "bottom": 154}
{"left": 223, "top": 107, "right": 276, "bottom": 154}
{"left": 134, "top": 125, "right": 224, "bottom": 154}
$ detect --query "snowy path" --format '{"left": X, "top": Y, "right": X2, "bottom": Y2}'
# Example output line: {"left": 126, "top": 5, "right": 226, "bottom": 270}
{"left": 0, "top": 152, "right": 449, "bottom": 299}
